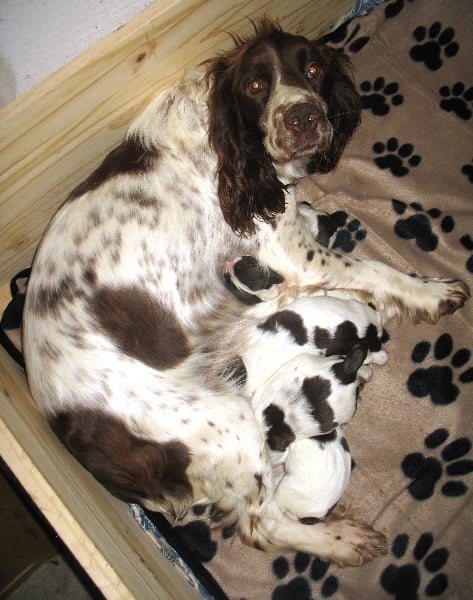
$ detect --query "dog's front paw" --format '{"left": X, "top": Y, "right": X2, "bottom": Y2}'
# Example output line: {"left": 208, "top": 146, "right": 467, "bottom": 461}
{"left": 324, "top": 517, "right": 388, "bottom": 567}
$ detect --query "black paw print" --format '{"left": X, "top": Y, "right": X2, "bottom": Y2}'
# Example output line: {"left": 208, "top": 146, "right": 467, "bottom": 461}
{"left": 402, "top": 428, "right": 473, "bottom": 500}
{"left": 462, "top": 159, "right": 473, "bottom": 184}
{"left": 173, "top": 520, "right": 217, "bottom": 562}
{"left": 373, "top": 138, "right": 421, "bottom": 177}
{"left": 460, "top": 234, "right": 473, "bottom": 274}
{"left": 385, "top": 0, "right": 414, "bottom": 19}
{"left": 272, "top": 553, "right": 339, "bottom": 599}
{"left": 410, "top": 22, "right": 459, "bottom": 71}
{"left": 324, "top": 22, "right": 370, "bottom": 54}
{"left": 381, "top": 532, "right": 449, "bottom": 598}
{"left": 332, "top": 218, "right": 367, "bottom": 253}
{"left": 360, "top": 77, "right": 404, "bottom": 116}
{"left": 392, "top": 200, "right": 454, "bottom": 252}
{"left": 407, "top": 333, "right": 473, "bottom": 405}
{"left": 439, "top": 82, "right": 473, "bottom": 120}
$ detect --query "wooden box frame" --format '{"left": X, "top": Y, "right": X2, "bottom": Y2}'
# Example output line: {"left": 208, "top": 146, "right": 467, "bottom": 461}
{"left": 0, "top": 1, "right": 353, "bottom": 597}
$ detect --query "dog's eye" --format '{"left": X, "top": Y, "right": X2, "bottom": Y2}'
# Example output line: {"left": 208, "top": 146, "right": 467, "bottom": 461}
{"left": 306, "top": 64, "right": 320, "bottom": 79}
{"left": 247, "top": 78, "right": 265, "bottom": 94}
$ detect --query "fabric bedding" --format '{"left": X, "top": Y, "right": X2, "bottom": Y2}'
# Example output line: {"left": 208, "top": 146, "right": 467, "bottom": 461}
{"left": 1, "top": 0, "right": 472, "bottom": 598}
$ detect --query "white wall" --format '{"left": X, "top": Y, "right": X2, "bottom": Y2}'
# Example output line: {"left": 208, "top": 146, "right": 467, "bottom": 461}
{"left": 0, "top": 0, "right": 156, "bottom": 107}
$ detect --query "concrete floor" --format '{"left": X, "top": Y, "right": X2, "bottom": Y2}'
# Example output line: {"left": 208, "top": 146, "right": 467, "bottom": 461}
{"left": 0, "top": 461, "right": 104, "bottom": 600}
{"left": 8, "top": 554, "right": 103, "bottom": 600}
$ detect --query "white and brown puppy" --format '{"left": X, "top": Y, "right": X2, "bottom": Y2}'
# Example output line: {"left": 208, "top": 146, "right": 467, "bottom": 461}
{"left": 276, "top": 429, "right": 352, "bottom": 523}
{"left": 230, "top": 294, "right": 388, "bottom": 390}
{"left": 225, "top": 295, "right": 386, "bottom": 522}
{"left": 223, "top": 207, "right": 348, "bottom": 303}
{"left": 23, "top": 19, "right": 468, "bottom": 566}
{"left": 247, "top": 351, "right": 360, "bottom": 524}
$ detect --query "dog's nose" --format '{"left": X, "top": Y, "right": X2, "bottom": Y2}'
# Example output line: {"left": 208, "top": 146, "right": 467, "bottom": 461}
{"left": 284, "top": 103, "right": 318, "bottom": 133}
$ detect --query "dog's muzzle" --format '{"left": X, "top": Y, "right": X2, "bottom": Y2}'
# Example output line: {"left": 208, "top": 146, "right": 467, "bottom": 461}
{"left": 284, "top": 102, "right": 332, "bottom": 154}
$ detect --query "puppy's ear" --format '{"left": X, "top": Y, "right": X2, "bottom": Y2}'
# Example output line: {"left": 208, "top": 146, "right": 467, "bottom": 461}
{"left": 332, "top": 343, "right": 368, "bottom": 384}
{"left": 206, "top": 59, "right": 286, "bottom": 237}
{"left": 310, "top": 45, "right": 361, "bottom": 174}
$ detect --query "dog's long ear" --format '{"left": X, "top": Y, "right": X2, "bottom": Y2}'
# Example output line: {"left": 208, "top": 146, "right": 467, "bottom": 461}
{"left": 311, "top": 45, "right": 361, "bottom": 174}
{"left": 206, "top": 59, "right": 286, "bottom": 237}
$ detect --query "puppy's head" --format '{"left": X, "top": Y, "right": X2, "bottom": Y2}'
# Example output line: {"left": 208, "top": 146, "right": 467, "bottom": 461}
{"left": 223, "top": 255, "right": 284, "bottom": 304}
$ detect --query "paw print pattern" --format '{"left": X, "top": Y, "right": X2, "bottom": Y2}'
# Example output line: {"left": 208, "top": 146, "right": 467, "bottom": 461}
{"left": 381, "top": 532, "right": 450, "bottom": 598}
{"left": 407, "top": 333, "right": 473, "bottom": 405}
{"left": 410, "top": 22, "right": 459, "bottom": 71}
{"left": 385, "top": 0, "right": 414, "bottom": 19}
{"left": 360, "top": 77, "right": 404, "bottom": 115}
{"left": 392, "top": 200, "right": 454, "bottom": 252}
{"left": 324, "top": 22, "right": 370, "bottom": 54}
{"left": 332, "top": 218, "right": 367, "bottom": 253}
{"left": 173, "top": 519, "right": 217, "bottom": 562}
{"left": 272, "top": 553, "right": 339, "bottom": 599}
{"left": 460, "top": 234, "right": 473, "bottom": 273}
{"left": 462, "top": 159, "right": 473, "bottom": 184}
{"left": 402, "top": 428, "right": 473, "bottom": 500}
{"left": 439, "top": 82, "right": 473, "bottom": 120}
{"left": 373, "top": 138, "right": 421, "bottom": 177}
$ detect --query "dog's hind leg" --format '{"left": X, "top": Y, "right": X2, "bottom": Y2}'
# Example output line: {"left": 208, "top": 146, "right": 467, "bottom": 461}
{"left": 238, "top": 491, "right": 387, "bottom": 566}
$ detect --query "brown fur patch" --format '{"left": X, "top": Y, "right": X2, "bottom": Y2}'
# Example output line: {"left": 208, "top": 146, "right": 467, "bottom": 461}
{"left": 32, "top": 277, "right": 85, "bottom": 317}
{"left": 90, "top": 286, "right": 191, "bottom": 369}
{"left": 258, "top": 310, "right": 308, "bottom": 345}
{"left": 49, "top": 408, "right": 193, "bottom": 509}
{"left": 302, "top": 376, "right": 336, "bottom": 431}
{"left": 68, "top": 135, "right": 158, "bottom": 200}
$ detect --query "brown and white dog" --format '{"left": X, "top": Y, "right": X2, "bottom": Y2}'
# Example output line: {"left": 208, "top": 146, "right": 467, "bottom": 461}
{"left": 23, "top": 20, "right": 469, "bottom": 566}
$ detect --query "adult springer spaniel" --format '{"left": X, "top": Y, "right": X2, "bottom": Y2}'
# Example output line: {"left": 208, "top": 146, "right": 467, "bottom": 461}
{"left": 23, "top": 20, "right": 469, "bottom": 566}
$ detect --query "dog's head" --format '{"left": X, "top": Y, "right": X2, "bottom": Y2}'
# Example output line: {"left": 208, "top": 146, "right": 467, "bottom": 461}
{"left": 206, "top": 19, "right": 360, "bottom": 235}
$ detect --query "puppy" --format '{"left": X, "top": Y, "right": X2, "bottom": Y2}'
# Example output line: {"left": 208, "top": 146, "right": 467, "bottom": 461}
{"left": 275, "top": 429, "right": 351, "bottom": 523}
{"left": 223, "top": 207, "right": 348, "bottom": 304}
{"left": 221, "top": 293, "right": 386, "bottom": 522}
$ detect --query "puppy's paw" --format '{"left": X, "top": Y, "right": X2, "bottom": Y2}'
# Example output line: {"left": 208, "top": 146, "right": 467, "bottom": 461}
{"left": 324, "top": 516, "right": 388, "bottom": 567}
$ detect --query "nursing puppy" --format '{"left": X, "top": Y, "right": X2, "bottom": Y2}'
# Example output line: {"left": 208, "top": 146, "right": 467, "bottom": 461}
{"left": 221, "top": 289, "right": 387, "bottom": 522}
{"left": 223, "top": 206, "right": 348, "bottom": 304}
{"left": 276, "top": 429, "right": 352, "bottom": 523}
